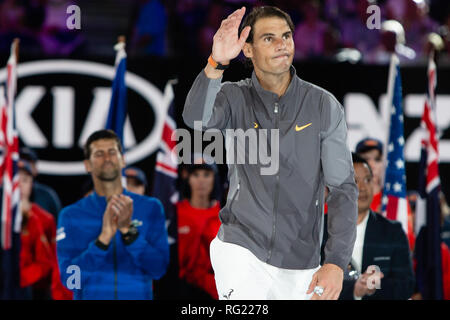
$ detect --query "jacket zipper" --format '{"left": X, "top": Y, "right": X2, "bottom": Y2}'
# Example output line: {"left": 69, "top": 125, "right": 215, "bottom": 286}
{"left": 113, "top": 235, "right": 118, "bottom": 300}
{"left": 267, "top": 102, "right": 280, "bottom": 262}
{"left": 230, "top": 182, "right": 240, "bottom": 213}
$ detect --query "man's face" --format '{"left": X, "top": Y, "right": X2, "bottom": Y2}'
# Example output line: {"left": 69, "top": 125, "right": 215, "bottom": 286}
{"left": 354, "top": 162, "right": 374, "bottom": 214}
{"left": 84, "top": 139, "right": 125, "bottom": 182}
{"left": 18, "top": 170, "right": 33, "bottom": 201}
{"left": 243, "top": 17, "right": 294, "bottom": 76}
{"left": 359, "top": 149, "right": 383, "bottom": 187}
{"left": 188, "top": 169, "right": 215, "bottom": 198}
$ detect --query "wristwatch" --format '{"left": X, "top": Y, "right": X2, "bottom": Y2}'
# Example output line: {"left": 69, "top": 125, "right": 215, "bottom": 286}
{"left": 121, "top": 225, "right": 139, "bottom": 245}
{"left": 208, "top": 54, "right": 229, "bottom": 70}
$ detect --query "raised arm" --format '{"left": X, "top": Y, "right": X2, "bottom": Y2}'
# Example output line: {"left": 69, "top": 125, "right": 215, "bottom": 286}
{"left": 183, "top": 7, "right": 251, "bottom": 130}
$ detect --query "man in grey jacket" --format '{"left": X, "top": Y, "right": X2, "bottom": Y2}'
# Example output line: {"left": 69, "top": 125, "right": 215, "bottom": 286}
{"left": 183, "top": 6, "right": 358, "bottom": 300}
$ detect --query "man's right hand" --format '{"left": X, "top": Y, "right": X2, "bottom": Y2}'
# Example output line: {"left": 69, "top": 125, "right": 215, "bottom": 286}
{"left": 354, "top": 268, "right": 384, "bottom": 299}
{"left": 205, "top": 7, "right": 251, "bottom": 78}
{"left": 98, "top": 199, "right": 119, "bottom": 245}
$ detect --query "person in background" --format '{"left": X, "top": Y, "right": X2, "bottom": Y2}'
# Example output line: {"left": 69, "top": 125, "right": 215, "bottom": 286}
{"left": 20, "top": 147, "right": 62, "bottom": 221}
{"left": 131, "top": 0, "right": 168, "bottom": 57}
{"left": 18, "top": 160, "right": 54, "bottom": 299}
{"left": 176, "top": 155, "right": 221, "bottom": 299}
{"left": 293, "top": 0, "right": 328, "bottom": 60}
{"left": 124, "top": 166, "right": 147, "bottom": 195}
{"left": 57, "top": 129, "right": 169, "bottom": 300}
{"left": 440, "top": 192, "right": 450, "bottom": 249}
{"left": 322, "top": 153, "right": 415, "bottom": 300}
{"left": 18, "top": 159, "right": 72, "bottom": 300}
{"left": 355, "top": 138, "right": 384, "bottom": 213}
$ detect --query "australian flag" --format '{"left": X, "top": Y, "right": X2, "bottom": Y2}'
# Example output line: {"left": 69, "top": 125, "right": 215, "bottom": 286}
{"left": 0, "top": 39, "right": 23, "bottom": 299}
{"left": 414, "top": 54, "right": 443, "bottom": 300}
{"left": 105, "top": 39, "right": 127, "bottom": 149}
{"left": 152, "top": 80, "right": 179, "bottom": 299}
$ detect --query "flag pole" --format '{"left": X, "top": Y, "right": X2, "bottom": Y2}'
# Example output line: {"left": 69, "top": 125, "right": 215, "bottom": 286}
{"left": 381, "top": 24, "right": 399, "bottom": 185}
{"left": 12, "top": 38, "right": 20, "bottom": 63}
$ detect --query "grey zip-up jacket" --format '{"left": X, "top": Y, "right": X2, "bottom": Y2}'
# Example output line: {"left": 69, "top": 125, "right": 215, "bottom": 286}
{"left": 183, "top": 66, "right": 357, "bottom": 271}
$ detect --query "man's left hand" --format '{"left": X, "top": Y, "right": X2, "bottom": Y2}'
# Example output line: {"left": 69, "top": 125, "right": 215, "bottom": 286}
{"left": 109, "top": 195, "right": 133, "bottom": 233}
{"left": 307, "top": 263, "right": 343, "bottom": 300}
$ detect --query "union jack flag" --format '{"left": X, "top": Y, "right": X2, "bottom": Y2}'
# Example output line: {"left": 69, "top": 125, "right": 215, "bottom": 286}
{"left": 0, "top": 39, "right": 21, "bottom": 250}
{"left": 0, "top": 39, "right": 22, "bottom": 299}
{"left": 414, "top": 53, "right": 443, "bottom": 299}
{"left": 381, "top": 55, "right": 415, "bottom": 248}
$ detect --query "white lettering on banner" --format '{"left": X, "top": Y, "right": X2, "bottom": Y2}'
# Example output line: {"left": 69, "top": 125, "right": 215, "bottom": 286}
{"left": 345, "top": 93, "right": 450, "bottom": 163}
{"left": 78, "top": 87, "right": 114, "bottom": 148}
{"left": 52, "top": 87, "right": 75, "bottom": 148}
{"left": 15, "top": 86, "right": 48, "bottom": 147}
{"left": 0, "top": 60, "right": 168, "bottom": 175}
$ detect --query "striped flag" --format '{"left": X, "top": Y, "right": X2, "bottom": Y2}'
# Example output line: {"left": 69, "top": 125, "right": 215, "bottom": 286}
{"left": 414, "top": 53, "right": 443, "bottom": 299}
{"left": 381, "top": 55, "right": 415, "bottom": 248}
{"left": 152, "top": 80, "right": 179, "bottom": 299}
{"left": 0, "top": 39, "right": 22, "bottom": 299}
{"left": 105, "top": 38, "right": 127, "bottom": 149}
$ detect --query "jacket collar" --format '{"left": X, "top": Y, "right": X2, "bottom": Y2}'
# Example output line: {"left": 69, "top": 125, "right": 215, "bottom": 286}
{"left": 251, "top": 65, "right": 299, "bottom": 107}
{"left": 91, "top": 188, "right": 130, "bottom": 208}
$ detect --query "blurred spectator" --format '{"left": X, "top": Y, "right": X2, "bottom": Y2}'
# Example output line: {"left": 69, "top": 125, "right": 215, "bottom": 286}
{"left": 294, "top": 0, "right": 328, "bottom": 60}
{"left": 39, "top": 0, "right": 85, "bottom": 56}
{"left": 20, "top": 148, "right": 62, "bottom": 221}
{"left": 18, "top": 160, "right": 54, "bottom": 299}
{"left": 176, "top": 155, "right": 221, "bottom": 299}
{"left": 442, "top": 11, "right": 450, "bottom": 58}
{"left": 402, "top": 0, "right": 439, "bottom": 60}
{"left": 171, "top": 0, "right": 210, "bottom": 56}
{"left": 356, "top": 137, "right": 384, "bottom": 213}
{"left": 0, "top": 0, "right": 42, "bottom": 54}
{"left": 440, "top": 192, "right": 450, "bottom": 251}
{"left": 322, "top": 153, "right": 415, "bottom": 300}
{"left": 131, "top": 0, "right": 168, "bottom": 57}
{"left": 198, "top": 2, "right": 223, "bottom": 59}
{"left": 17, "top": 159, "right": 72, "bottom": 300}
{"left": 412, "top": 191, "right": 450, "bottom": 300}
{"left": 125, "top": 166, "right": 147, "bottom": 195}
{"left": 0, "top": 0, "right": 26, "bottom": 32}
{"left": 337, "top": 0, "right": 381, "bottom": 63}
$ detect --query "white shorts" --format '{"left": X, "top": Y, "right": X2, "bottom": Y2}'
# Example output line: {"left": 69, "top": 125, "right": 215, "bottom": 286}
{"left": 210, "top": 237, "right": 321, "bottom": 300}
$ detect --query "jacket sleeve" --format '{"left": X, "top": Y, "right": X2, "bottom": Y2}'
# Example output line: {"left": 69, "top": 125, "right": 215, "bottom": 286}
{"left": 367, "top": 223, "right": 415, "bottom": 300}
{"left": 183, "top": 69, "right": 231, "bottom": 130}
{"left": 123, "top": 199, "right": 169, "bottom": 280}
{"left": 320, "top": 92, "right": 358, "bottom": 272}
{"left": 56, "top": 208, "right": 110, "bottom": 288}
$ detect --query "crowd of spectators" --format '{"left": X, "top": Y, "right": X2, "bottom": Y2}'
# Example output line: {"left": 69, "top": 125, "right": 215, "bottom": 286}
{"left": 1, "top": 0, "right": 450, "bottom": 63}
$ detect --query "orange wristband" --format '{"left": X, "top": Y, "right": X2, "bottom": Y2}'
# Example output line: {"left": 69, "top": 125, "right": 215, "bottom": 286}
{"left": 208, "top": 55, "right": 229, "bottom": 70}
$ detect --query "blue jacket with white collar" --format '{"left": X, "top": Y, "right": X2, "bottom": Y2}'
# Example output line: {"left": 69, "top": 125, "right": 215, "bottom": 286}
{"left": 56, "top": 190, "right": 169, "bottom": 300}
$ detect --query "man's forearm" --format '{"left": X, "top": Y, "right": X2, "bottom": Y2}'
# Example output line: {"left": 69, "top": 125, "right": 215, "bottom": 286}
{"left": 183, "top": 67, "right": 226, "bottom": 130}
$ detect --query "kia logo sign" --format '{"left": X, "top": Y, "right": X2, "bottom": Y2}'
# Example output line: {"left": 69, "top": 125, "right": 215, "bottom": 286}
{"left": 0, "top": 60, "right": 171, "bottom": 175}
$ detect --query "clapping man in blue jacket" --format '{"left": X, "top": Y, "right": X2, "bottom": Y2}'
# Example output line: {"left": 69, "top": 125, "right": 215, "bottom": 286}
{"left": 56, "top": 129, "right": 169, "bottom": 300}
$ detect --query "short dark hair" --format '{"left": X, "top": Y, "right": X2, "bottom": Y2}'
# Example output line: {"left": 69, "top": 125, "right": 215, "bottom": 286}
{"left": 84, "top": 129, "right": 123, "bottom": 159}
{"left": 352, "top": 152, "right": 373, "bottom": 177}
{"left": 239, "top": 6, "right": 295, "bottom": 44}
